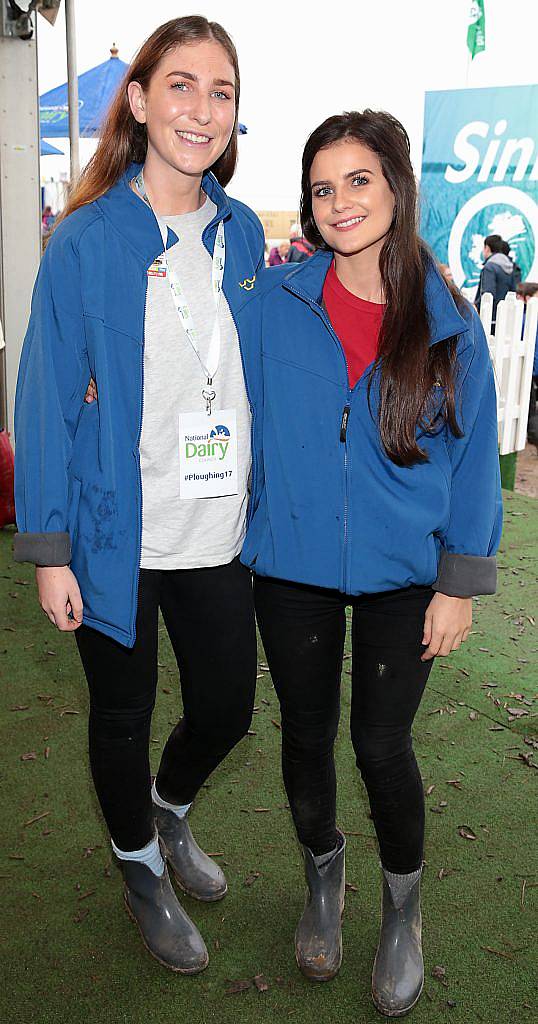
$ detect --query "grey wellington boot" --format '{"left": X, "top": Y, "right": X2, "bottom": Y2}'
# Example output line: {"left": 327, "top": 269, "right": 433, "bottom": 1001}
{"left": 121, "top": 859, "right": 209, "bottom": 973}
{"left": 154, "top": 803, "right": 227, "bottom": 902}
{"left": 295, "top": 830, "right": 346, "bottom": 981}
{"left": 371, "top": 866, "right": 424, "bottom": 1017}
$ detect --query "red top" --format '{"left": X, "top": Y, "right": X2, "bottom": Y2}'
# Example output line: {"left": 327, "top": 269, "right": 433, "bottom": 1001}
{"left": 322, "top": 261, "right": 385, "bottom": 388}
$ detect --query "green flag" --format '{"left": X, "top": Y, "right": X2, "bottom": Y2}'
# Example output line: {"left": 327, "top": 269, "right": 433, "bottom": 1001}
{"left": 467, "top": 1, "right": 486, "bottom": 59}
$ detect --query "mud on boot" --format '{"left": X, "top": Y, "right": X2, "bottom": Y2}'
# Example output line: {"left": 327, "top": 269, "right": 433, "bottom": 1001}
{"left": 295, "top": 830, "right": 346, "bottom": 981}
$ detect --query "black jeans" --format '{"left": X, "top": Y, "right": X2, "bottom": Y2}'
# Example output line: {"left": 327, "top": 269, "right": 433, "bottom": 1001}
{"left": 254, "top": 576, "right": 435, "bottom": 874}
{"left": 75, "top": 558, "right": 257, "bottom": 851}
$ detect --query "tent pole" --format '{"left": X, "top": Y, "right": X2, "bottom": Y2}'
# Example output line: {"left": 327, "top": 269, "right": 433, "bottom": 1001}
{"left": 65, "top": 0, "right": 79, "bottom": 183}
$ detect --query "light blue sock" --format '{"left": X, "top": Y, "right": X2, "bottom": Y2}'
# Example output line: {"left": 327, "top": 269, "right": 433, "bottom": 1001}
{"left": 112, "top": 833, "right": 164, "bottom": 877}
{"left": 152, "top": 780, "right": 192, "bottom": 819}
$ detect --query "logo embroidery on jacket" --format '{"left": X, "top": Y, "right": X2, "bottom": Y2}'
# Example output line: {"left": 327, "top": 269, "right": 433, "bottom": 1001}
{"left": 239, "top": 275, "right": 256, "bottom": 291}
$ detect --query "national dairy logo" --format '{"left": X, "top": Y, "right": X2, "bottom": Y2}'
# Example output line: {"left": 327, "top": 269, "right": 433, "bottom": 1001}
{"left": 420, "top": 87, "right": 538, "bottom": 294}
{"left": 185, "top": 424, "right": 231, "bottom": 461}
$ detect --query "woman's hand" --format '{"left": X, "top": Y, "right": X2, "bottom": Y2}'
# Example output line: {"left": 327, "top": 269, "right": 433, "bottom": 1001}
{"left": 84, "top": 378, "right": 97, "bottom": 403}
{"left": 421, "top": 592, "right": 472, "bottom": 661}
{"left": 36, "top": 566, "right": 83, "bottom": 631}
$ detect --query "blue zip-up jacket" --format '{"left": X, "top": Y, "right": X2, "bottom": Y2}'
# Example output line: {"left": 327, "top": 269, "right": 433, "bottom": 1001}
{"left": 241, "top": 251, "right": 502, "bottom": 598}
{"left": 14, "top": 165, "right": 265, "bottom": 646}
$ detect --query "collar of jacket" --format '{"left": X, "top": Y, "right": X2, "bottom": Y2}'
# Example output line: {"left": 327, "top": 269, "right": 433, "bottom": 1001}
{"left": 281, "top": 248, "right": 469, "bottom": 346}
{"left": 95, "top": 162, "right": 232, "bottom": 266}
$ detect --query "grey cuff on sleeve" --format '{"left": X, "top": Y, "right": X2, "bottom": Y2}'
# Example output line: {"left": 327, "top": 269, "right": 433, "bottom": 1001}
{"left": 432, "top": 549, "right": 497, "bottom": 597}
{"left": 13, "top": 531, "right": 71, "bottom": 567}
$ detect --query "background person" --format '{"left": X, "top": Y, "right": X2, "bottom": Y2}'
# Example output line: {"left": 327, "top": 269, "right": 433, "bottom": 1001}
{"left": 475, "top": 233, "right": 516, "bottom": 319}
{"left": 287, "top": 220, "right": 315, "bottom": 262}
{"left": 269, "top": 239, "right": 290, "bottom": 265}
{"left": 516, "top": 281, "right": 538, "bottom": 449}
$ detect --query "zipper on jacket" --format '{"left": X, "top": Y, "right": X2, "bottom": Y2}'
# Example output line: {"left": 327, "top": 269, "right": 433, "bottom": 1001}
{"left": 205, "top": 217, "right": 259, "bottom": 530}
{"left": 292, "top": 289, "right": 355, "bottom": 595}
{"left": 227, "top": 291, "right": 259, "bottom": 529}
{"left": 314, "top": 303, "right": 355, "bottom": 594}
{"left": 131, "top": 270, "right": 149, "bottom": 647}
{"left": 340, "top": 388, "right": 352, "bottom": 594}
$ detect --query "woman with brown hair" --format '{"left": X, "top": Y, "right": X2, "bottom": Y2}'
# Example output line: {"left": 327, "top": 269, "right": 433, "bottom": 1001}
{"left": 241, "top": 110, "right": 502, "bottom": 1014}
{"left": 14, "top": 16, "right": 264, "bottom": 973}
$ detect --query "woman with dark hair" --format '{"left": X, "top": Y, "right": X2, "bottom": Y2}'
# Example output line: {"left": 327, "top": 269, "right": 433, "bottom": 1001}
{"left": 14, "top": 16, "right": 264, "bottom": 973}
{"left": 242, "top": 110, "right": 501, "bottom": 1014}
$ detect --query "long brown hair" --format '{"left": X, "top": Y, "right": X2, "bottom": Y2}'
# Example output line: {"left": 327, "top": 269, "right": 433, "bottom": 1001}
{"left": 300, "top": 110, "right": 463, "bottom": 466}
{"left": 61, "top": 16, "right": 240, "bottom": 221}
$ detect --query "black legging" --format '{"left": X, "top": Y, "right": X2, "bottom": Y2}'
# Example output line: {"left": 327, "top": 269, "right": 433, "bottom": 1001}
{"left": 254, "top": 576, "right": 435, "bottom": 874}
{"left": 75, "top": 558, "right": 257, "bottom": 851}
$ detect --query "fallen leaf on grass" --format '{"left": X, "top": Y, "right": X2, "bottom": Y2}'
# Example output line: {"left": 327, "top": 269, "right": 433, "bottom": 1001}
{"left": 44, "top": 747, "right": 50, "bottom": 759}
{"left": 345, "top": 882, "right": 359, "bottom": 892}
{"left": 469, "top": 711, "right": 478, "bottom": 721}
{"left": 254, "top": 807, "right": 270, "bottom": 813}
{"left": 425, "top": 784, "right": 435, "bottom": 796}
{"left": 253, "top": 975, "right": 269, "bottom": 992}
{"left": 226, "top": 979, "right": 252, "bottom": 995}
{"left": 446, "top": 780, "right": 463, "bottom": 790}
{"left": 490, "top": 725, "right": 504, "bottom": 731}
{"left": 271, "top": 719, "right": 281, "bottom": 730}
{"left": 20, "top": 752, "right": 37, "bottom": 761}
{"left": 74, "top": 908, "right": 90, "bottom": 924}
{"left": 244, "top": 871, "right": 261, "bottom": 887}
{"left": 77, "top": 889, "right": 96, "bottom": 901}
{"left": 523, "top": 736, "right": 538, "bottom": 749}
{"left": 458, "top": 825, "right": 477, "bottom": 840}
{"left": 23, "top": 811, "right": 51, "bottom": 828}
{"left": 481, "top": 945, "right": 515, "bottom": 960}
{"left": 506, "top": 707, "right": 529, "bottom": 718}
{"left": 11, "top": 705, "right": 29, "bottom": 711}
{"left": 431, "top": 965, "right": 448, "bottom": 986}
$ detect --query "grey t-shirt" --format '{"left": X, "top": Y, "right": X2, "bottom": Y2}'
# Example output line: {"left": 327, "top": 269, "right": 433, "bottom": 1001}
{"left": 139, "top": 195, "right": 251, "bottom": 569}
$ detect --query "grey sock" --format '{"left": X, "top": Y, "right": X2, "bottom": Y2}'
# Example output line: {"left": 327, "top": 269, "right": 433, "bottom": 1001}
{"left": 382, "top": 865, "right": 422, "bottom": 910}
{"left": 314, "top": 844, "right": 339, "bottom": 869}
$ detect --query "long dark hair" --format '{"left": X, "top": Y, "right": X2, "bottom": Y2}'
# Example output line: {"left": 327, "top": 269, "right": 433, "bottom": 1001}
{"left": 61, "top": 16, "right": 240, "bottom": 221}
{"left": 300, "top": 110, "right": 463, "bottom": 466}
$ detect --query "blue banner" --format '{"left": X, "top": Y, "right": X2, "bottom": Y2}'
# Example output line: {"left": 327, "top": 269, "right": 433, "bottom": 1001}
{"left": 420, "top": 85, "right": 538, "bottom": 293}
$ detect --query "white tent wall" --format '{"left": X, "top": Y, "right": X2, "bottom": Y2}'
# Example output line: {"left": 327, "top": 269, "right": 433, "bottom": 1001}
{"left": 0, "top": 33, "right": 41, "bottom": 436}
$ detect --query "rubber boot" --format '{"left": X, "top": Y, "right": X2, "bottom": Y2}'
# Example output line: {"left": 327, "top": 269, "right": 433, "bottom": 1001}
{"left": 154, "top": 803, "right": 227, "bottom": 902}
{"left": 295, "top": 830, "right": 346, "bottom": 981}
{"left": 371, "top": 865, "right": 424, "bottom": 1017}
{"left": 121, "top": 858, "right": 209, "bottom": 973}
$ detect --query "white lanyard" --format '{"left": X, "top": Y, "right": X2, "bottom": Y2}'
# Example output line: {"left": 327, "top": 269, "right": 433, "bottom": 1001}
{"left": 135, "top": 169, "right": 226, "bottom": 415}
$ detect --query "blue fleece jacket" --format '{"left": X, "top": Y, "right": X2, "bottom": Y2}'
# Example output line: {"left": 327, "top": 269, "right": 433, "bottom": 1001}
{"left": 14, "top": 165, "right": 265, "bottom": 646}
{"left": 241, "top": 251, "right": 502, "bottom": 598}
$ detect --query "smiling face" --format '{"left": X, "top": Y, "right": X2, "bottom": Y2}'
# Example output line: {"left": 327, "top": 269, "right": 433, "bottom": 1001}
{"left": 128, "top": 39, "right": 237, "bottom": 180}
{"left": 310, "top": 139, "right": 395, "bottom": 259}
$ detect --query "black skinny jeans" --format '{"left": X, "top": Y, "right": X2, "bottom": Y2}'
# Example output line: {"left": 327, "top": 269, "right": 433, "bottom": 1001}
{"left": 75, "top": 558, "right": 257, "bottom": 851}
{"left": 254, "top": 576, "right": 435, "bottom": 874}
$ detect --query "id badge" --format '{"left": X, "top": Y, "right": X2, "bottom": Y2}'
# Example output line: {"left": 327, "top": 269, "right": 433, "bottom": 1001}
{"left": 179, "top": 409, "right": 238, "bottom": 499}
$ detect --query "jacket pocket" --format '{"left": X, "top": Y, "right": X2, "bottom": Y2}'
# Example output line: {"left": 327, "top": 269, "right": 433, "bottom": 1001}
{"left": 66, "top": 476, "right": 81, "bottom": 553}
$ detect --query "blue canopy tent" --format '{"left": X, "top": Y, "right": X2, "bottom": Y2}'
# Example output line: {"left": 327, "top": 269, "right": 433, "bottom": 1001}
{"left": 40, "top": 46, "right": 129, "bottom": 138}
{"left": 40, "top": 139, "right": 63, "bottom": 156}
{"left": 40, "top": 45, "right": 248, "bottom": 140}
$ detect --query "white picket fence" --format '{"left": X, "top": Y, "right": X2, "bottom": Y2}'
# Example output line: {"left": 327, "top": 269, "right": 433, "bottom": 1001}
{"left": 479, "top": 292, "right": 538, "bottom": 456}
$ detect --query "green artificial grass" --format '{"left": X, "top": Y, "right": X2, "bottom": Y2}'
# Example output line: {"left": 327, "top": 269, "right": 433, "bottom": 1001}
{"left": 1, "top": 489, "right": 537, "bottom": 1024}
